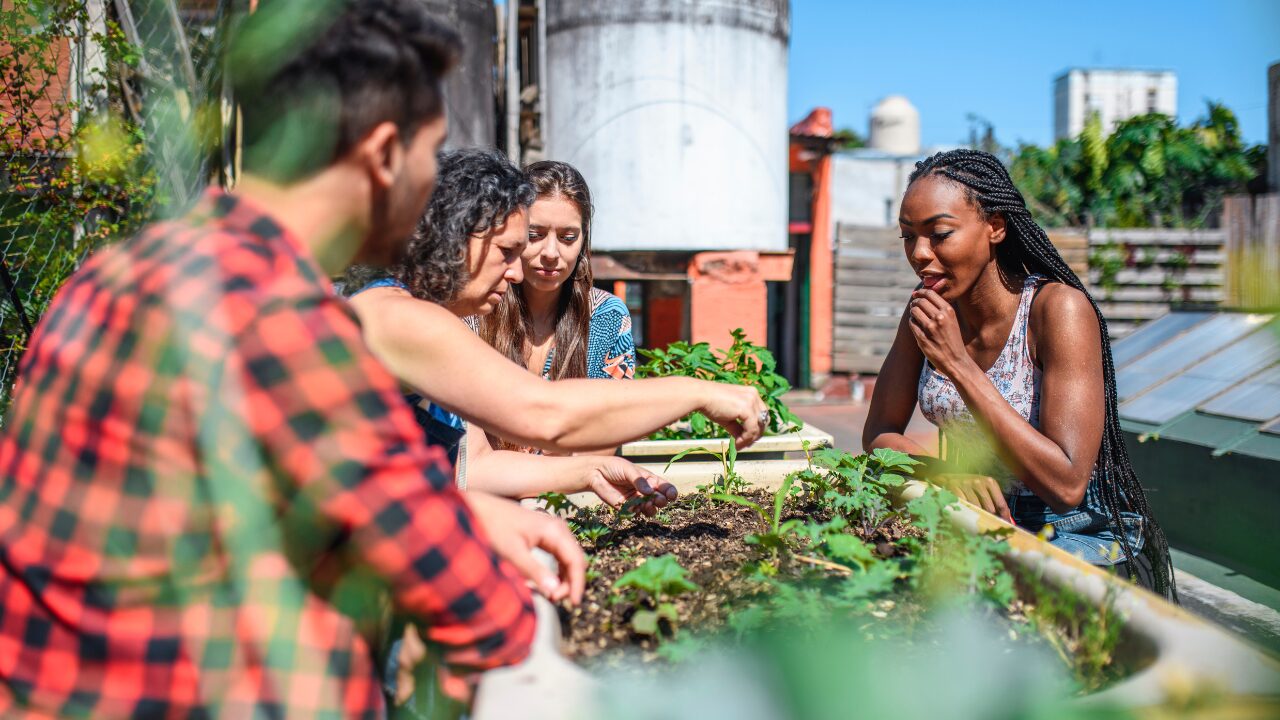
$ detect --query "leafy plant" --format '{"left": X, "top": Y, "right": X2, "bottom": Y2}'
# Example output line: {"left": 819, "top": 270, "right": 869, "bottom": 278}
{"left": 1011, "top": 101, "right": 1261, "bottom": 229}
{"left": 796, "top": 446, "right": 919, "bottom": 538}
{"left": 614, "top": 555, "right": 700, "bottom": 637}
{"left": 1088, "top": 241, "right": 1127, "bottom": 296}
{"left": 637, "top": 328, "right": 801, "bottom": 439}
{"left": 1020, "top": 577, "right": 1123, "bottom": 692}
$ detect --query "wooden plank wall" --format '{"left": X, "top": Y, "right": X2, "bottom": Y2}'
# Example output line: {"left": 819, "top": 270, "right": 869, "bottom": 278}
{"left": 1223, "top": 194, "right": 1280, "bottom": 311}
{"left": 831, "top": 224, "right": 914, "bottom": 374}
{"left": 1087, "top": 228, "right": 1226, "bottom": 338}
{"left": 829, "top": 222, "right": 1218, "bottom": 368}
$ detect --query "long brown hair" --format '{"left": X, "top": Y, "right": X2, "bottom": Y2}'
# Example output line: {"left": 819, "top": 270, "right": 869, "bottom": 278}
{"left": 478, "top": 160, "right": 594, "bottom": 380}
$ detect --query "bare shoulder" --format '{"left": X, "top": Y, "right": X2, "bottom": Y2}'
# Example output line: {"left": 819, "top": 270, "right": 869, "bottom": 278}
{"left": 1030, "top": 282, "right": 1102, "bottom": 361}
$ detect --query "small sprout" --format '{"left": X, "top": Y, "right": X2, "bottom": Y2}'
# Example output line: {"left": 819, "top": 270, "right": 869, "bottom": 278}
{"left": 538, "top": 491, "right": 574, "bottom": 516}
{"left": 614, "top": 555, "right": 699, "bottom": 638}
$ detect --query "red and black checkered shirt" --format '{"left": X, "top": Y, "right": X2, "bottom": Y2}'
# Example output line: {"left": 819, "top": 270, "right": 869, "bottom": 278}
{"left": 0, "top": 190, "right": 535, "bottom": 718}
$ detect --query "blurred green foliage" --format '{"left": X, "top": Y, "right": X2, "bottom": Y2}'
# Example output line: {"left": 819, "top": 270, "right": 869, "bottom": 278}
{"left": 1010, "top": 102, "right": 1263, "bottom": 229}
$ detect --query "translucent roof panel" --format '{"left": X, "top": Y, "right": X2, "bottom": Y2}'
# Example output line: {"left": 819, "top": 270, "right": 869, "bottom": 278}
{"left": 1111, "top": 312, "right": 1212, "bottom": 368}
{"left": 1120, "top": 327, "right": 1280, "bottom": 425}
{"left": 1198, "top": 365, "right": 1280, "bottom": 423}
{"left": 1116, "top": 314, "right": 1275, "bottom": 402}
{"left": 1264, "top": 417, "right": 1280, "bottom": 437}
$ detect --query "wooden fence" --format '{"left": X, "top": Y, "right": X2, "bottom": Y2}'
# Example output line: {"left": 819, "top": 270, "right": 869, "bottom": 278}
{"left": 830, "top": 225, "right": 1091, "bottom": 373}
{"left": 829, "top": 220, "right": 1261, "bottom": 372}
{"left": 1223, "top": 194, "right": 1280, "bottom": 310}
{"left": 1087, "top": 228, "right": 1226, "bottom": 339}
{"left": 831, "top": 224, "right": 915, "bottom": 374}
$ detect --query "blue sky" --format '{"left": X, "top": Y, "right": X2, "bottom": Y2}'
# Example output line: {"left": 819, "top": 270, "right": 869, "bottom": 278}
{"left": 788, "top": 0, "right": 1280, "bottom": 148}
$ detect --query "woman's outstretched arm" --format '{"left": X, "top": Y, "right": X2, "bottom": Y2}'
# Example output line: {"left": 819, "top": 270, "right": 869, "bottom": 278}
{"left": 349, "top": 287, "right": 765, "bottom": 453}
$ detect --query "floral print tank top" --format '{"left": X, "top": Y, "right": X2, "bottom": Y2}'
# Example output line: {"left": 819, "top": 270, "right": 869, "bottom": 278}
{"left": 918, "top": 275, "right": 1046, "bottom": 495}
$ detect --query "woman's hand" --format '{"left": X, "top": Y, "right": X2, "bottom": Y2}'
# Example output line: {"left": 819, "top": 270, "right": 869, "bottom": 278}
{"left": 697, "top": 381, "right": 767, "bottom": 449}
{"left": 908, "top": 289, "right": 973, "bottom": 378}
{"left": 586, "top": 457, "right": 678, "bottom": 516}
{"left": 934, "top": 473, "right": 1012, "bottom": 523}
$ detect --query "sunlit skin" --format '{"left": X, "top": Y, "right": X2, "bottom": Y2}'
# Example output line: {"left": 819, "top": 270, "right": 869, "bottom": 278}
{"left": 522, "top": 194, "right": 586, "bottom": 374}
{"left": 863, "top": 174, "right": 1106, "bottom": 519}
{"left": 445, "top": 209, "right": 529, "bottom": 318}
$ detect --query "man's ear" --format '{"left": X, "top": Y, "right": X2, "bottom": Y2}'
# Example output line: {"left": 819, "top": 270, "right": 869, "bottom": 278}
{"left": 989, "top": 212, "right": 1007, "bottom": 245}
{"left": 353, "top": 121, "right": 403, "bottom": 191}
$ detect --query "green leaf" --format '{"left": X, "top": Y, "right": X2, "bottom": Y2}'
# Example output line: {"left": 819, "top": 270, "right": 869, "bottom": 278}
{"left": 772, "top": 474, "right": 795, "bottom": 530}
{"left": 708, "top": 493, "right": 763, "bottom": 517}
{"left": 871, "top": 447, "right": 921, "bottom": 472}
{"left": 823, "top": 535, "right": 876, "bottom": 566}
{"left": 663, "top": 446, "right": 719, "bottom": 473}
{"left": 631, "top": 609, "right": 659, "bottom": 636}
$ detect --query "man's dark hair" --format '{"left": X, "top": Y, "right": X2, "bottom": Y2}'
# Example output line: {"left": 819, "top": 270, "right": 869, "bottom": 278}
{"left": 907, "top": 149, "right": 1177, "bottom": 601}
{"left": 228, "top": 0, "right": 461, "bottom": 182}
{"left": 341, "top": 149, "right": 535, "bottom": 303}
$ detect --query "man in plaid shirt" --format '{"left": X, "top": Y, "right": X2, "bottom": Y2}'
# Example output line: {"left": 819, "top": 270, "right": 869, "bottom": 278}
{"left": 0, "top": 1, "right": 584, "bottom": 717}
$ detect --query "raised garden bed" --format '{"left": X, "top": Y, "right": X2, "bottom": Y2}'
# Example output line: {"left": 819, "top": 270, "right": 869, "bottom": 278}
{"left": 475, "top": 453, "right": 1280, "bottom": 719}
{"left": 619, "top": 423, "right": 833, "bottom": 463}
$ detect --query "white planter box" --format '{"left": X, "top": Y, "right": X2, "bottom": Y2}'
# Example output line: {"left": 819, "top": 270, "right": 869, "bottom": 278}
{"left": 619, "top": 424, "right": 833, "bottom": 463}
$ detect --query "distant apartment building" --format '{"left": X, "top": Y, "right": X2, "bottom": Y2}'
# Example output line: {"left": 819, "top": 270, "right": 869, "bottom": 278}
{"left": 1054, "top": 68, "right": 1177, "bottom": 140}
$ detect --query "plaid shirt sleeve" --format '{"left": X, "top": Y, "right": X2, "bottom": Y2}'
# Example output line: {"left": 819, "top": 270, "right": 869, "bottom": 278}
{"left": 235, "top": 292, "right": 535, "bottom": 675}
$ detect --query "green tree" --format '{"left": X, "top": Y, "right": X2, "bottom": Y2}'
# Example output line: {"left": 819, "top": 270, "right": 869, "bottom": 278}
{"left": 1010, "top": 102, "right": 1260, "bottom": 228}
{"left": 832, "top": 127, "right": 865, "bottom": 150}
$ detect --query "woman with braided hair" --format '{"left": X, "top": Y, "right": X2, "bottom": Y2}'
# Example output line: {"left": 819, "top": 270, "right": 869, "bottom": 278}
{"left": 863, "top": 149, "right": 1175, "bottom": 599}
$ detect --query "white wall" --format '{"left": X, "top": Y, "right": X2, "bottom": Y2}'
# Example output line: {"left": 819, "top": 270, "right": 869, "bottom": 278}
{"left": 544, "top": 1, "right": 789, "bottom": 252}
{"left": 830, "top": 153, "right": 919, "bottom": 230}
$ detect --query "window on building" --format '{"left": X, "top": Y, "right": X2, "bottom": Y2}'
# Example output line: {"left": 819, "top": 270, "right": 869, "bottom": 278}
{"left": 1147, "top": 88, "right": 1158, "bottom": 113}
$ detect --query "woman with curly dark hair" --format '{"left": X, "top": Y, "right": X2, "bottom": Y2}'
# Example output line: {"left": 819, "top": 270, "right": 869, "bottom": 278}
{"left": 863, "top": 149, "right": 1175, "bottom": 600}
{"left": 343, "top": 148, "right": 767, "bottom": 511}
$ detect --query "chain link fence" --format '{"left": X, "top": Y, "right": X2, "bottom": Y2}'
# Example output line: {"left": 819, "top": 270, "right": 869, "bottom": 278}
{"left": 0, "top": 0, "right": 235, "bottom": 421}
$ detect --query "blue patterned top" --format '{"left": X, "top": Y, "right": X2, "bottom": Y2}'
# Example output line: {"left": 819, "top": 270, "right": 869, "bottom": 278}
{"left": 540, "top": 287, "right": 635, "bottom": 380}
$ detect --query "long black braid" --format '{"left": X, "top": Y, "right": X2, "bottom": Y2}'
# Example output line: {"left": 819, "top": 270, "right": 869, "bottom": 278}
{"left": 909, "top": 149, "right": 1177, "bottom": 601}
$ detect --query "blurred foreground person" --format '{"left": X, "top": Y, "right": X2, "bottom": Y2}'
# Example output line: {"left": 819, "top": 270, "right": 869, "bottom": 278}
{"left": 0, "top": 2, "right": 584, "bottom": 717}
{"left": 863, "top": 149, "right": 1174, "bottom": 599}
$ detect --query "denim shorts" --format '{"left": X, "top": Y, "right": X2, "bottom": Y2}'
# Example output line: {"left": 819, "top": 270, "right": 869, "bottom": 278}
{"left": 1006, "top": 492, "right": 1145, "bottom": 566}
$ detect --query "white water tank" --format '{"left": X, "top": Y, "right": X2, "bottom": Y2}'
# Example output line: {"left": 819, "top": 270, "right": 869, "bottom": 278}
{"left": 868, "top": 95, "right": 920, "bottom": 156}
{"left": 545, "top": 0, "right": 790, "bottom": 252}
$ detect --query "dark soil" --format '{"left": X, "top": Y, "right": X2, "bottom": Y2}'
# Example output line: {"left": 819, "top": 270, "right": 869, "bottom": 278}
{"left": 558, "top": 491, "right": 920, "bottom": 667}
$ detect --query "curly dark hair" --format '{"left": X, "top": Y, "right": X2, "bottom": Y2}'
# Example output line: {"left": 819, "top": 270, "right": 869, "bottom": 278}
{"left": 341, "top": 148, "right": 534, "bottom": 301}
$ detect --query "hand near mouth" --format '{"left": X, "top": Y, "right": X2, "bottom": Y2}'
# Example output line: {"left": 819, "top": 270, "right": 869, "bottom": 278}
{"left": 908, "top": 288, "right": 971, "bottom": 378}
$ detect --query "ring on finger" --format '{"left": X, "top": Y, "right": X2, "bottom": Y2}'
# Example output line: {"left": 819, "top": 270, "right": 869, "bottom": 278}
{"left": 757, "top": 409, "right": 769, "bottom": 426}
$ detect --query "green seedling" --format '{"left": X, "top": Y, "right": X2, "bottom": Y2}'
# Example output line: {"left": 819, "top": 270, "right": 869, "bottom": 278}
{"left": 711, "top": 475, "right": 801, "bottom": 556}
{"left": 665, "top": 437, "right": 745, "bottom": 494}
{"left": 538, "top": 491, "right": 574, "bottom": 516}
{"left": 614, "top": 554, "right": 700, "bottom": 637}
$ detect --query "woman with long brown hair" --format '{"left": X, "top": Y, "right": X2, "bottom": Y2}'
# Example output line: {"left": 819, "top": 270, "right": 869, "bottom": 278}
{"left": 477, "top": 160, "right": 635, "bottom": 383}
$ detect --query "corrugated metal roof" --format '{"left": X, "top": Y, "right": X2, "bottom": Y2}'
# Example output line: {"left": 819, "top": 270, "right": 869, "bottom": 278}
{"left": 1113, "top": 311, "right": 1280, "bottom": 461}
